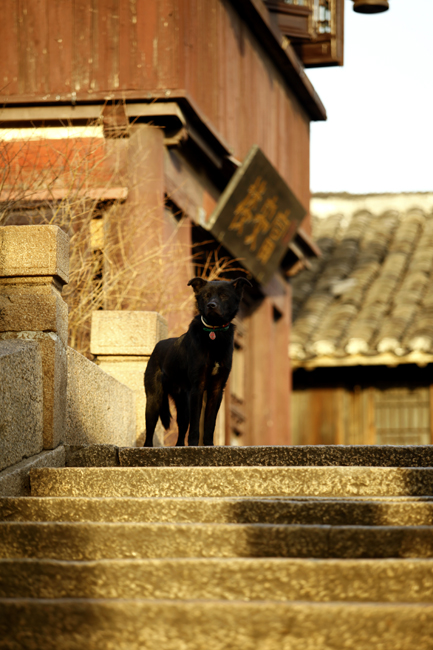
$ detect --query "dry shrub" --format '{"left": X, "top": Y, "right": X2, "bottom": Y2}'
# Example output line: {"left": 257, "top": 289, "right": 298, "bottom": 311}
{"left": 0, "top": 123, "right": 242, "bottom": 356}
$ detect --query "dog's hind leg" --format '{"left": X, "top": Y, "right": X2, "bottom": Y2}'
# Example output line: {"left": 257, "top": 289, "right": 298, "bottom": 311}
{"left": 144, "top": 377, "right": 171, "bottom": 447}
{"left": 144, "top": 394, "right": 160, "bottom": 447}
{"left": 174, "top": 392, "right": 189, "bottom": 447}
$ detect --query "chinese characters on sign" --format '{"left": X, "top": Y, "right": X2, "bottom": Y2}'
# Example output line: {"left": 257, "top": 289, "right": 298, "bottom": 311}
{"left": 229, "top": 177, "right": 291, "bottom": 264}
{"left": 207, "top": 146, "right": 306, "bottom": 284}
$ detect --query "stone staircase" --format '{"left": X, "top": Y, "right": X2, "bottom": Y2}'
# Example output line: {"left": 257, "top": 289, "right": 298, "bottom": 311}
{"left": 1, "top": 445, "right": 433, "bottom": 649}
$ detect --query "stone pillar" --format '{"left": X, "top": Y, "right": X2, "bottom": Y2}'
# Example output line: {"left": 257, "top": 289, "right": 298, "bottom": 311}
{"left": 90, "top": 310, "right": 168, "bottom": 446}
{"left": 0, "top": 225, "right": 69, "bottom": 449}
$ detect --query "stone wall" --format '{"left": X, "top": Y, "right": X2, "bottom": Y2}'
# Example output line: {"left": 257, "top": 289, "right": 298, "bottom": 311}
{"left": 0, "top": 225, "right": 139, "bottom": 495}
{"left": 67, "top": 347, "right": 136, "bottom": 447}
{"left": 0, "top": 225, "right": 69, "bottom": 449}
{"left": 0, "top": 340, "right": 43, "bottom": 471}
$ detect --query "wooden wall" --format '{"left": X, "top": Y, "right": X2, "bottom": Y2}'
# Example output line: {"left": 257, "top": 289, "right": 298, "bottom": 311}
{"left": 244, "top": 293, "right": 291, "bottom": 445}
{"left": 1, "top": 0, "right": 310, "bottom": 210}
{"left": 292, "top": 365, "right": 433, "bottom": 446}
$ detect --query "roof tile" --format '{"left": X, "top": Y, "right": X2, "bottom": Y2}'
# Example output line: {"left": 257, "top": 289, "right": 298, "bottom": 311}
{"left": 291, "top": 195, "right": 433, "bottom": 365}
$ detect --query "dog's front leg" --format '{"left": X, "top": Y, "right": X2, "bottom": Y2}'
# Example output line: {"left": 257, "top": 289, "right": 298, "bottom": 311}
{"left": 174, "top": 392, "right": 189, "bottom": 447}
{"left": 202, "top": 377, "right": 228, "bottom": 446}
{"left": 188, "top": 385, "right": 205, "bottom": 446}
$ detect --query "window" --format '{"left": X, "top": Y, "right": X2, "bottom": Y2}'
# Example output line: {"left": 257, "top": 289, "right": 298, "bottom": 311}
{"left": 375, "top": 387, "right": 430, "bottom": 445}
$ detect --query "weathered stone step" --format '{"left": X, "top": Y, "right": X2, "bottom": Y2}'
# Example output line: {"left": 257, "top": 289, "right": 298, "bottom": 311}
{"left": 3, "top": 496, "right": 433, "bottom": 526}
{"left": 0, "top": 598, "right": 432, "bottom": 649}
{"left": 30, "top": 466, "right": 433, "bottom": 498}
{"left": 1, "top": 521, "right": 433, "bottom": 560}
{"left": 69, "top": 444, "right": 433, "bottom": 468}
{"left": 1, "top": 557, "right": 433, "bottom": 602}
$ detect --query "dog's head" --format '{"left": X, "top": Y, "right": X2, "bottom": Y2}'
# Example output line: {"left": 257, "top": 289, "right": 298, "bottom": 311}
{"left": 187, "top": 277, "right": 251, "bottom": 326}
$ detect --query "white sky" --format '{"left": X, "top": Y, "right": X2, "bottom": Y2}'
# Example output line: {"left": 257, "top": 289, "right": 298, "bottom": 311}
{"left": 307, "top": 0, "right": 433, "bottom": 194}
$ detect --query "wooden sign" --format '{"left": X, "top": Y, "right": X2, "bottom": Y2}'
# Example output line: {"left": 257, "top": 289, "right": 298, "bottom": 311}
{"left": 206, "top": 145, "right": 306, "bottom": 285}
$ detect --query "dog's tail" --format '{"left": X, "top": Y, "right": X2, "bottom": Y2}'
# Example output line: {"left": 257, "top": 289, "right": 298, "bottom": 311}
{"left": 160, "top": 391, "right": 171, "bottom": 430}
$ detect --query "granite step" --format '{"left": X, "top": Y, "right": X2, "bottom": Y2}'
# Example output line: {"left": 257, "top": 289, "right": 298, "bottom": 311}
{"left": 30, "top": 466, "right": 433, "bottom": 498}
{"left": 67, "top": 444, "right": 433, "bottom": 468}
{"left": 0, "top": 598, "right": 432, "bottom": 650}
{"left": 1, "top": 557, "right": 433, "bottom": 602}
{"left": 2, "top": 496, "right": 433, "bottom": 526}
{"left": 2, "top": 521, "right": 433, "bottom": 560}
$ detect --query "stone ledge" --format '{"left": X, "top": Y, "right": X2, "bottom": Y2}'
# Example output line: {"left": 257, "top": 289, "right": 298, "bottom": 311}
{"left": 0, "top": 446, "right": 65, "bottom": 497}
{"left": 0, "top": 225, "right": 69, "bottom": 283}
{"left": 90, "top": 311, "right": 168, "bottom": 356}
{"left": 0, "top": 283, "right": 69, "bottom": 346}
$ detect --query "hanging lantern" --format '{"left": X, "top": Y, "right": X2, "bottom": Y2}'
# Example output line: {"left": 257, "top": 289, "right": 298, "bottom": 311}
{"left": 353, "top": 0, "right": 389, "bottom": 13}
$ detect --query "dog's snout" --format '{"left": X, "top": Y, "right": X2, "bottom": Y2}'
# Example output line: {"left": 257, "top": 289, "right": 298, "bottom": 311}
{"left": 207, "top": 300, "right": 217, "bottom": 309}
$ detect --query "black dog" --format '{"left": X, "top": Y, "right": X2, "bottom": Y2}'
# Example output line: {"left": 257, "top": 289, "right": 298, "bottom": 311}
{"left": 144, "top": 277, "right": 251, "bottom": 447}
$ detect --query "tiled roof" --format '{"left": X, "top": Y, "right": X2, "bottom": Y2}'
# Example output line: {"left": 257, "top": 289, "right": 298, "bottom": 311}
{"left": 290, "top": 193, "right": 433, "bottom": 368}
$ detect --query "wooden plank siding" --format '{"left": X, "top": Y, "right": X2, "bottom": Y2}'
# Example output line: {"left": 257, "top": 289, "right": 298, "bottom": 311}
{"left": 1, "top": 0, "right": 310, "bottom": 210}
{"left": 292, "top": 385, "right": 432, "bottom": 446}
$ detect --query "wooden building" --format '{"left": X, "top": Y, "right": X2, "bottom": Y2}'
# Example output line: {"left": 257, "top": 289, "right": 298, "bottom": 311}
{"left": 0, "top": 0, "right": 357, "bottom": 445}
{"left": 291, "top": 192, "right": 433, "bottom": 446}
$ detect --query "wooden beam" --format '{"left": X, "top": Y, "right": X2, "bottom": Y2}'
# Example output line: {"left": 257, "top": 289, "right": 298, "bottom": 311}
{"left": 0, "top": 105, "right": 102, "bottom": 122}
{"left": 292, "top": 351, "right": 433, "bottom": 370}
{"left": 0, "top": 188, "right": 128, "bottom": 202}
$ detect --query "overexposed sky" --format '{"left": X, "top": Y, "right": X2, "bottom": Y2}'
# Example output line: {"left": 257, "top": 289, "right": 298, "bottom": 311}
{"left": 307, "top": 0, "right": 433, "bottom": 194}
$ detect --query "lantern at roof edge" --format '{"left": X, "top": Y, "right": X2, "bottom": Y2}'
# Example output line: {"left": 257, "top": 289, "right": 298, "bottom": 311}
{"left": 353, "top": 0, "right": 389, "bottom": 13}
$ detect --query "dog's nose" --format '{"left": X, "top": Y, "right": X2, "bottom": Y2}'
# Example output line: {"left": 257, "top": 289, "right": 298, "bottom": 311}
{"left": 207, "top": 301, "right": 217, "bottom": 309}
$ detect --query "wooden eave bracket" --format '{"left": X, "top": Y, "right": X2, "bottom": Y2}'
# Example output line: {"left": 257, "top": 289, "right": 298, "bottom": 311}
{"left": 283, "top": 226, "right": 321, "bottom": 276}
{"left": 128, "top": 98, "right": 236, "bottom": 173}
{"left": 296, "top": 227, "right": 322, "bottom": 258}
{"left": 229, "top": 0, "right": 327, "bottom": 121}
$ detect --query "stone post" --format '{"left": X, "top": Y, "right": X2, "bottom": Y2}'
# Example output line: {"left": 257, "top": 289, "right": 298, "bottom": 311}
{"left": 90, "top": 310, "right": 168, "bottom": 446}
{"left": 0, "top": 225, "right": 69, "bottom": 449}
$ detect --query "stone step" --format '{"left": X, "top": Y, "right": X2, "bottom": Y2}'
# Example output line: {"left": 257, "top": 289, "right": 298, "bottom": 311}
{"left": 1, "top": 557, "right": 433, "bottom": 602}
{"left": 1, "top": 521, "right": 433, "bottom": 560}
{"left": 30, "top": 466, "right": 433, "bottom": 498}
{"left": 0, "top": 598, "right": 432, "bottom": 649}
{"left": 69, "top": 444, "right": 433, "bottom": 468}
{"left": 2, "top": 496, "right": 433, "bottom": 526}
{"left": 120, "top": 444, "right": 433, "bottom": 467}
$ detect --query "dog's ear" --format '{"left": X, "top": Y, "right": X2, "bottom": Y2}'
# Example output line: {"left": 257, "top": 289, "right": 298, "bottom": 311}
{"left": 187, "top": 277, "right": 208, "bottom": 294}
{"left": 231, "top": 277, "right": 252, "bottom": 295}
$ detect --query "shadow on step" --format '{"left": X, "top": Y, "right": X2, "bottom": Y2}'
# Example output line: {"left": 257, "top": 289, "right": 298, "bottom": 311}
{"left": 229, "top": 496, "right": 433, "bottom": 560}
